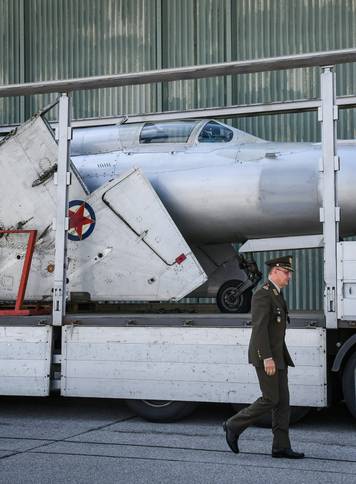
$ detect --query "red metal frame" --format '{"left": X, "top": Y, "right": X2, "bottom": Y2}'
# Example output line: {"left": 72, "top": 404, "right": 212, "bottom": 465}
{"left": 0, "top": 230, "right": 49, "bottom": 316}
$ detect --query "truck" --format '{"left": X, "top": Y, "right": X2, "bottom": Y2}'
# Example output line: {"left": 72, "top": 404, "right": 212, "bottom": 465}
{"left": 1, "top": 49, "right": 356, "bottom": 423}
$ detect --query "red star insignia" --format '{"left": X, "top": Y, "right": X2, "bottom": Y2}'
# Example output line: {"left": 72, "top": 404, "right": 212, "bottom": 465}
{"left": 68, "top": 203, "right": 95, "bottom": 240}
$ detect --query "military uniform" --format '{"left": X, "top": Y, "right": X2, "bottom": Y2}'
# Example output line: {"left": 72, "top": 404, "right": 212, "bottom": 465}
{"left": 248, "top": 280, "right": 294, "bottom": 369}
{"left": 226, "top": 256, "right": 295, "bottom": 451}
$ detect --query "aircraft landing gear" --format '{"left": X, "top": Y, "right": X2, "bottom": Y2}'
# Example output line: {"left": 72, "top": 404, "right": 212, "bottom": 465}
{"left": 216, "top": 255, "right": 261, "bottom": 313}
{"left": 216, "top": 280, "right": 252, "bottom": 313}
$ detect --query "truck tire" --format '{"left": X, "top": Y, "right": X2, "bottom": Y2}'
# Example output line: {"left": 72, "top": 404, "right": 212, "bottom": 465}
{"left": 125, "top": 399, "right": 198, "bottom": 422}
{"left": 254, "top": 406, "right": 310, "bottom": 427}
{"left": 216, "top": 280, "right": 252, "bottom": 313}
{"left": 342, "top": 351, "right": 356, "bottom": 419}
{"left": 230, "top": 404, "right": 310, "bottom": 426}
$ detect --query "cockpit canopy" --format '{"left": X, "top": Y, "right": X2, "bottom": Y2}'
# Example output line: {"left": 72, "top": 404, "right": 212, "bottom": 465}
{"left": 71, "top": 119, "right": 261, "bottom": 156}
{"left": 139, "top": 120, "right": 234, "bottom": 144}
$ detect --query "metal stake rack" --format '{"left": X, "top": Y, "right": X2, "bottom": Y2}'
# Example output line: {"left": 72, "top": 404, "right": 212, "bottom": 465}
{"left": 52, "top": 94, "right": 72, "bottom": 326}
{"left": 319, "top": 67, "right": 339, "bottom": 328}
{"left": 1, "top": 48, "right": 356, "bottom": 329}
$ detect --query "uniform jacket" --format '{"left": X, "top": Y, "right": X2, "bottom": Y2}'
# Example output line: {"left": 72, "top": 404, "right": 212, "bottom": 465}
{"left": 248, "top": 280, "right": 295, "bottom": 369}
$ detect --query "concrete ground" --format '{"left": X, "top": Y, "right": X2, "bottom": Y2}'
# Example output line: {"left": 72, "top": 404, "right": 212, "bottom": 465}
{"left": 0, "top": 398, "right": 355, "bottom": 484}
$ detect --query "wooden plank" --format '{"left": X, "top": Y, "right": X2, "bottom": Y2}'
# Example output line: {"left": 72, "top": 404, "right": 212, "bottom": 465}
{"left": 65, "top": 342, "right": 323, "bottom": 366}
{"left": 66, "top": 326, "right": 325, "bottom": 347}
{"left": 62, "top": 326, "right": 327, "bottom": 405}
{"left": 0, "top": 377, "right": 49, "bottom": 396}
{"left": 0, "top": 360, "right": 50, "bottom": 378}
{"left": 0, "top": 326, "right": 51, "bottom": 343}
{"left": 65, "top": 360, "right": 325, "bottom": 386}
{"left": 0, "top": 342, "right": 49, "bottom": 360}
{"left": 0, "top": 325, "right": 52, "bottom": 396}
{"left": 62, "top": 378, "right": 326, "bottom": 406}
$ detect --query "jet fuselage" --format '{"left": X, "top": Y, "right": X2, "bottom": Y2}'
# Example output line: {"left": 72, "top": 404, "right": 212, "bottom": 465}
{"left": 71, "top": 119, "right": 356, "bottom": 243}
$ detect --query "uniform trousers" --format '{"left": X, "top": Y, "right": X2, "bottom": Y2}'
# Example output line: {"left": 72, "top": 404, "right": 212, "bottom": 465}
{"left": 227, "top": 367, "right": 291, "bottom": 450}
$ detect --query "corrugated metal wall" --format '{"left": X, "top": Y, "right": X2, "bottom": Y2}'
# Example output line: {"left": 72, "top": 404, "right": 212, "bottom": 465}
{"left": 161, "top": 0, "right": 231, "bottom": 111}
{"left": 1, "top": 0, "right": 356, "bottom": 309}
{"left": 3, "top": 0, "right": 356, "bottom": 127}
{"left": 23, "top": 0, "right": 159, "bottom": 119}
{"left": 0, "top": 0, "right": 24, "bottom": 124}
{"left": 253, "top": 249, "right": 324, "bottom": 311}
{"left": 231, "top": 0, "right": 356, "bottom": 142}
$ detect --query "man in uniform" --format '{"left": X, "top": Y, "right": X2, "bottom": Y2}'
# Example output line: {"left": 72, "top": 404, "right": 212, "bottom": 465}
{"left": 223, "top": 255, "right": 304, "bottom": 459}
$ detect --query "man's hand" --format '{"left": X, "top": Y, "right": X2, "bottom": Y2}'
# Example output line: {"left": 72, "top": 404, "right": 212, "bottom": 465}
{"left": 264, "top": 357, "right": 276, "bottom": 376}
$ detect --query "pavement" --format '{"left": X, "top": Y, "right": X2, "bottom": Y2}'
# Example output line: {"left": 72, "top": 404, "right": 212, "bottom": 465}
{"left": 0, "top": 397, "right": 355, "bottom": 484}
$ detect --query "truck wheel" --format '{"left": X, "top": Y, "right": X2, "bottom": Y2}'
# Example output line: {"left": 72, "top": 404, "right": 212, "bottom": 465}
{"left": 230, "top": 404, "right": 309, "bottom": 426}
{"left": 125, "top": 399, "right": 198, "bottom": 422}
{"left": 255, "top": 406, "right": 310, "bottom": 427}
{"left": 342, "top": 351, "right": 356, "bottom": 419}
{"left": 216, "top": 280, "right": 252, "bottom": 313}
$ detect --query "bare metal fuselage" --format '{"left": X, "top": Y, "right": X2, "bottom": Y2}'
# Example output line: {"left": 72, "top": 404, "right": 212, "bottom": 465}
{"left": 71, "top": 120, "right": 356, "bottom": 244}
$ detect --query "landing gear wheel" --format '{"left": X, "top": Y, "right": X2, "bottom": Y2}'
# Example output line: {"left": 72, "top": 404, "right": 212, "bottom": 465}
{"left": 216, "top": 280, "right": 252, "bottom": 313}
{"left": 125, "top": 399, "right": 198, "bottom": 422}
{"left": 230, "top": 404, "right": 310, "bottom": 426}
{"left": 342, "top": 351, "right": 356, "bottom": 419}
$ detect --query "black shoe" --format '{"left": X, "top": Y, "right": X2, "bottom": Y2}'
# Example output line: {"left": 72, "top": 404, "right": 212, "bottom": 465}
{"left": 223, "top": 421, "right": 239, "bottom": 454}
{"left": 272, "top": 448, "right": 305, "bottom": 459}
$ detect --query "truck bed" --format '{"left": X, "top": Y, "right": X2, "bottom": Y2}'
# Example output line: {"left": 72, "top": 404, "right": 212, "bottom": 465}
{"left": 0, "top": 310, "right": 325, "bottom": 328}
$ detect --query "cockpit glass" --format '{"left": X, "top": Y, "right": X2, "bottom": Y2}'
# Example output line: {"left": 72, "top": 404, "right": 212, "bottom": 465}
{"left": 140, "top": 120, "right": 197, "bottom": 144}
{"left": 198, "top": 121, "right": 233, "bottom": 143}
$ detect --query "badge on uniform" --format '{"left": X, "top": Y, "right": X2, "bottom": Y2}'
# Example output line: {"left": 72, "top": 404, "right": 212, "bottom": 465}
{"left": 273, "top": 288, "right": 278, "bottom": 296}
{"left": 263, "top": 284, "right": 269, "bottom": 290}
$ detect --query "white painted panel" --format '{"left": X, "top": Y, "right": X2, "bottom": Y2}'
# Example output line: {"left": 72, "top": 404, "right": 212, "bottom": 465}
{"left": 0, "top": 377, "right": 49, "bottom": 397}
{"left": 66, "top": 326, "right": 324, "bottom": 347}
{"left": 65, "top": 361, "right": 325, "bottom": 386}
{"left": 103, "top": 168, "right": 191, "bottom": 265}
{"left": 0, "top": 325, "right": 52, "bottom": 396}
{"left": 337, "top": 241, "right": 356, "bottom": 319}
{"left": 0, "top": 342, "right": 49, "bottom": 360}
{"left": 62, "top": 326, "right": 327, "bottom": 407}
{"left": 0, "top": 326, "right": 50, "bottom": 343}
{"left": 62, "top": 379, "right": 325, "bottom": 407}
{"left": 66, "top": 342, "right": 322, "bottom": 366}
{"left": 0, "top": 360, "right": 50, "bottom": 378}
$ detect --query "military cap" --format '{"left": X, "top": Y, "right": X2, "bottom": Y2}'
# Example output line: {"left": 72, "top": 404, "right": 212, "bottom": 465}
{"left": 265, "top": 255, "right": 294, "bottom": 272}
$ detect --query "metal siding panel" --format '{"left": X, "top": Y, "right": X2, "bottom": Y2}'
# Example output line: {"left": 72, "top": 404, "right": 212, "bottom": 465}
{"left": 62, "top": 326, "right": 327, "bottom": 406}
{"left": 24, "top": 0, "right": 158, "bottom": 119}
{"left": 253, "top": 248, "right": 323, "bottom": 311}
{"left": 161, "top": 0, "right": 196, "bottom": 110}
{"left": 195, "top": 0, "right": 230, "bottom": 109}
{"left": 162, "top": 0, "right": 231, "bottom": 111}
{"left": 0, "top": 0, "right": 24, "bottom": 123}
{"left": 231, "top": 0, "right": 356, "bottom": 142}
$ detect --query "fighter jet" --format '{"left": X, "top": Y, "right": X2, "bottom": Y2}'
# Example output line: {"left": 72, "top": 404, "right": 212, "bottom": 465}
{"left": 70, "top": 118, "right": 356, "bottom": 312}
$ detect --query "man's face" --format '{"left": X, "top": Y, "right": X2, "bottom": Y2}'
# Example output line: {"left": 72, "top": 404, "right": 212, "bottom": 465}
{"left": 270, "top": 267, "right": 292, "bottom": 288}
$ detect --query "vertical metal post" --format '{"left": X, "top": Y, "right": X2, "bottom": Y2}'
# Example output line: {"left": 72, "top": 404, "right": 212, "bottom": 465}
{"left": 52, "top": 93, "right": 72, "bottom": 326}
{"left": 319, "top": 67, "right": 339, "bottom": 329}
